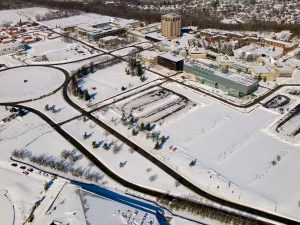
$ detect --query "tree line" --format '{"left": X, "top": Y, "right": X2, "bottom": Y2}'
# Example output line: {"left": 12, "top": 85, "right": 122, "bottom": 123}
{"left": 2, "top": 0, "right": 300, "bottom": 35}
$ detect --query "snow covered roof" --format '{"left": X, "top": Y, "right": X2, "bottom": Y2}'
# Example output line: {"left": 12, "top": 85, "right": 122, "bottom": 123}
{"left": 159, "top": 52, "right": 184, "bottom": 62}
{"left": 185, "top": 61, "right": 257, "bottom": 87}
{"left": 162, "top": 13, "right": 181, "bottom": 19}
{"left": 189, "top": 46, "right": 206, "bottom": 54}
{"left": 139, "top": 50, "right": 159, "bottom": 60}
{"left": 251, "top": 65, "right": 273, "bottom": 74}
{"left": 99, "top": 35, "right": 118, "bottom": 41}
{"left": 146, "top": 32, "right": 166, "bottom": 41}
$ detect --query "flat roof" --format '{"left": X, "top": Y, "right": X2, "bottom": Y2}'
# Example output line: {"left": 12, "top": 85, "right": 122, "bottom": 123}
{"left": 159, "top": 52, "right": 184, "bottom": 62}
{"left": 162, "top": 13, "right": 181, "bottom": 19}
{"left": 185, "top": 61, "right": 257, "bottom": 87}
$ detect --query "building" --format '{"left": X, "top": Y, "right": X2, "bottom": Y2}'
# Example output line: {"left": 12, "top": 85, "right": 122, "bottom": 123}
{"left": 251, "top": 65, "right": 278, "bottom": 81}
{"left": 76, "top": 23, "right": 126, "bottom": 41}
{"left": 161, "top": 13, "right": 181, "bottom": 39}
{"left": 262, "top": 38, "right": 298, "bottom": 53}
{"left": 98, "top": 36, "right": 119, "bottom": 47}
{"left": 158, "top": 53, "right": 184, "bottom": 71}
{"left": 184, "top": 61, "right": 258, "bottom": 97}
{"left": 188, "top": 46, "right": 206, "bottom": 59}
{"left": 139, "top": 50, "right": 159, "bottom": 64}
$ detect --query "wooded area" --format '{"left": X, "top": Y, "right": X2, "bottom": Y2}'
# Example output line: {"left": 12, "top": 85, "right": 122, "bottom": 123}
{"left": 1, "top": 0, "right": 299, "bottom": 35}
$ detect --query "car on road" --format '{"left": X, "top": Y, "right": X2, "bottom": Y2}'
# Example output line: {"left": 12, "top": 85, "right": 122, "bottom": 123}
{"left": 11, "top": 163, "right": 18, "bottom": 167}
{"left": 23, "top": 171, "right": 29, "bottom": 175}
{"left": 20, "top": 166, "right": 26, "bottom": 169}
{"left": 27, "top": 168, "right": 34, "bottom": 172}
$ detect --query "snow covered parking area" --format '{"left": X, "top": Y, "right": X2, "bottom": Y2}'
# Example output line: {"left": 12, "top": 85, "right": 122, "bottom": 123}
{"left": 0, "top": 66, "right": 65, "bottom": 102}
{"left": 21, "top": 38, "right": 100, "bottom": 64}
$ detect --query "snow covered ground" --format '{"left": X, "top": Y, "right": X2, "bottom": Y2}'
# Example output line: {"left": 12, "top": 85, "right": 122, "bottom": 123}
{"left": 62, "top": 117, "right": 199, "bottom": 197}
{"left": 92, "top": 81, "right": 300, "bottom": 221}
{"left": 0, "top": 7, "right": 50, "bottom": 25}
{"left": 24, "top": 91, "right": 81, "bottom": 123}
{"left": 0, "top": 189, "right": 14, "bottom": 225}
{"left": 37, "top": 182, "right": 202, "bottom": 225}
{"left": 0, "top": 166, "right": 44, "bottom": 225}
{"left": 69, "top": 61, "right": 161, "bottom": 109}
{"left": 57, "top": 54, "right": 112, "bottom": 73}
{"left": 0, "top": 66, "right": 65, "bottom": 102}
{"left": 0, "top": 108, "right": 116, "bottom": 188}
{"left": 21, "top": 38, "right": 101, "bottom": 64}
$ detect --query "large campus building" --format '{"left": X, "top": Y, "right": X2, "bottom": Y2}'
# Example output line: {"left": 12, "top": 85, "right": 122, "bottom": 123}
{"left": 158, "top": 53, "right": 184, "bottom": 71}
{"left": 184, "top": 61, "right": 259, "bottom": 97}
{"left": 161, "top": 13, "right": 181, "bottom": 39}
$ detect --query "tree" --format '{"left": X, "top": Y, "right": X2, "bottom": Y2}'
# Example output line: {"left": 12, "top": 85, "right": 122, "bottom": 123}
{"left": 189, "top": 159, "right": 197, "bottom": 167}
{"left": 83, "top": 132, "right": 88, "bottom": 140}
{"left": 140, "top": 122, "right": 145, "bottom": 131}
{"left": 103, "top": 143, "right": 110, "bottom": 150}
{"left": 90, "top": 62, "right": 95, "bottom": 73}
{"left": 92, "top": 141, "right": 97, "bottom": 149}
{"left": 136, "top": 62, "right": 143, "bottom": 77}
{"left": 83, "top": 90, "right": 91, "bottom": 101}
{"left": 154, "top": 142, "right": 161, "bottom": 150}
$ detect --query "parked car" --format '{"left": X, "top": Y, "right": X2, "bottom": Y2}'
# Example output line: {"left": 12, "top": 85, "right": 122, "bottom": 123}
{"left": 11, "top": 163, "right": 18, "bottom": 167}
{"left": 20, "top": 166, "right": 26, "bottom": 169}
{"left": 27, "top": 168, "right": 34, "bottom": 172}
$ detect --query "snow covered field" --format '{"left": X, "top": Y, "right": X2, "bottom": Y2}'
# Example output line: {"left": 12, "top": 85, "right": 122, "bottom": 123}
{"left": 0, "top": 8, "right": 50, "bottom": 25}
{"left": 70, "top": 61, "right": 161, "bottom": 108}
{"left": 24, "top": 91, "right": 81, "bottom": 123}
{"left": 0, "top": 166, "right": 44, "bottom": 225}
{"left": 0, "top": 189, "right": 14, "bottom": 225}
{"left": 0, "top": 66, "right": 65, "bottom": 102}
{"left": 0, "top": 108, "right": 116, "bottom": 188}
{"left": 62, "top": 117, "right": 198, "bottom": 197}
{"left": 92, "top": 81, "right": 300, "bottom": 221}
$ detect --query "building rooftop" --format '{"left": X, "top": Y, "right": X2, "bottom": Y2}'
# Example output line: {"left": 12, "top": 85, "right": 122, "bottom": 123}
{"left": 185, "top": 61, "right": 257, "bottom": 87}
{"left": 251, "top": 65, "right": 273, "bottom": 74}
{"left": 162, "top": 13, "right": 181, "bottom": 19}
{"left": 159, "top": 52, "right": 184, "bottom": 62}
{"left": 139, "top": 50, "right": 159, "bottom": 60}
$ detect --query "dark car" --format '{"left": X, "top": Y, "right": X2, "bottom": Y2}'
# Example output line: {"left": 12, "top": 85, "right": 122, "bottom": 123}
{"left": 11, "top": 163, "right": 18, "bottom": 167}
{"left": 23, "top": 171, "right": 29, "bottom": 175}
{"left": 20, "top": 166, "right": 26, "bottom": 169}
{"left": 27, "top": 168, "right": 34, "bottom": 172}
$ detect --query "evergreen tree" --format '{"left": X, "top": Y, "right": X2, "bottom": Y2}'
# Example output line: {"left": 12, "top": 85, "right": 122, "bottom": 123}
{"left": 83, "top": 90, "right": 91, "bottom": 101}
{"left": 90, "top": 62, "right": 95, "bottom": 73}
{"left": 83, "top": 132, "right": 88, "bottom": 140}
{"left": 154, "top": 142, "right": 161, "bottom": 150}
{"left": 136, "top": 62, "right": 143, "bottom": 77}
{"left": 140, "top": 122, "right": 145, "bottom": 131}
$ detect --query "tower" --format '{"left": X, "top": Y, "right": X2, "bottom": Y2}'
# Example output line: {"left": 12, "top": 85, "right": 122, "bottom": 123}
{"left": 161, "top": 13, "right": 181, "bottom": 39}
